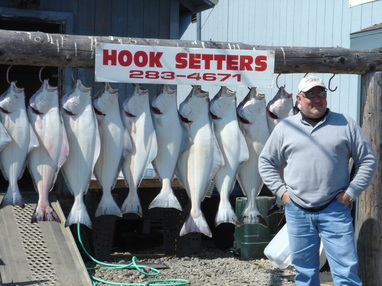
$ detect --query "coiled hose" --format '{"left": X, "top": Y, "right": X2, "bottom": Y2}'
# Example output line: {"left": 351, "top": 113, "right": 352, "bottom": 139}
{"left": 76, "top": 224, "right": 190, "bottom": 286}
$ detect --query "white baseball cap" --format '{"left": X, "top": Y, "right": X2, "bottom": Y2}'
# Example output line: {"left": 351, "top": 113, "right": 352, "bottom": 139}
{"left": 298, "top": 76, "right": 327, "bottom": 93}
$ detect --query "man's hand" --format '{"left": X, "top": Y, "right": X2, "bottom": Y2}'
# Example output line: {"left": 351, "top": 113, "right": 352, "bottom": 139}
{"left": 336, "top": 192, "right": 353, "bottom": 205}
{"left": 281, "top": 191, "right": 291, "bottom": 205}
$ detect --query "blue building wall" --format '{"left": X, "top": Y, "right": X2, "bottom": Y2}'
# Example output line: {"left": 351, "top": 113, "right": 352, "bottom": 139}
{"left": 179, "top": 0, "right": 382, "bottom": 122}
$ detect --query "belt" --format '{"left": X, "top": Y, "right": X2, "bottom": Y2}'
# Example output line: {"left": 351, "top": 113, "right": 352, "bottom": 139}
{"left": 291, "top": 198, "right": 335, "bottom": 213}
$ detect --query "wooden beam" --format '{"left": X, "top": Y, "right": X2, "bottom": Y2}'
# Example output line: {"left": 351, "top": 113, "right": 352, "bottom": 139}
{"left": 0, "top": 29, "right": 381, "bottom": 74}
{"left": 356, "top": 71, "right": 382, "bottom": 285}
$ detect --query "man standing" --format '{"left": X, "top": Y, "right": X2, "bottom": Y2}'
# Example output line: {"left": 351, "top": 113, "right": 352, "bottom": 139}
{"left": 258, "top": 75, "right": 377, "bottom": 285}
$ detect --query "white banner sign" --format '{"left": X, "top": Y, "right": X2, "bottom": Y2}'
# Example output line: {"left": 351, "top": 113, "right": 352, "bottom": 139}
{"left": 95, "top": 43, "right": 275, "bottom": 87}
{"left": 349, "top": 0, "right": 376, "bottom": 7}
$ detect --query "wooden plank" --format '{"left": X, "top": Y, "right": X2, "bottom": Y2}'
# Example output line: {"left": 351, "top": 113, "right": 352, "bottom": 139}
{"left": 158, "top": 0, "right": 171, "bottom": 39}
{"left": 111, "top": 0, "right": 128, "bottom": 37}
{"left": 127, "top": 1, "right": 144, "bottom": 37}
{"left": 94, "top": 0, "right": 112, "bottom": 37}
{"left": 0, "top": 29, "right": 381, "bottom": 74}
{"left": 143, "top": 0, "right": 160, "bottom": 39}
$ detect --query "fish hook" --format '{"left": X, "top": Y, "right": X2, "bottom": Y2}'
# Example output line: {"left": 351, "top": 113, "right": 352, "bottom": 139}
{"left": 71, "top": 68, "right": 77, "bottom": 83}
{"left": 6, "top": 65, "right": 13, "bottom": 84}
{"left": 328, "top": 73, "right": 338, "bottom": 92}
{"left": 276, "top": 73, "right": 285, "bottom": 89}
{"left": 39, "top": 67, "right": 45, "bottom": 83}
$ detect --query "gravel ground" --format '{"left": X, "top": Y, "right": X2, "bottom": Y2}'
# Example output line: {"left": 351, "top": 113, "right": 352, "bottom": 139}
{"left": 85, "top": 240, "right": 298, "bottom": 286}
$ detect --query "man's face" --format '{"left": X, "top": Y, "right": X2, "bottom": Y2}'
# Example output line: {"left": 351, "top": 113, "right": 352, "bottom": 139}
{"left": 297, "top": 86, "right": 327, "bottom": 119}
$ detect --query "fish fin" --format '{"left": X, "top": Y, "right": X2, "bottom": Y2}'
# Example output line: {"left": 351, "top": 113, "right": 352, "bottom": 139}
{"left": 174, "top": 152, "right": 188, "bottom": 192}
{"left": 32, "top": 204, "right": 61, "bottom": 223}
{"left": 215, "top": 202, "right": 240, "bottom": 226}
{"left": 179, "top": 123, "right": 192, "bottom": 154}
{"left": 239, "top": 206, "right": 268, "bottom": 227}
{"left": 135, "top": 131, "right": 158, "bottom": 189}
{"left": 0, "top": 186, "right": 24, "bottom": 208}
{"left": 204, "top": 180, "right": 215, "bottom": 199}
{"left": 51, "top": 120, "right": 70, "bottom": 189}
{"left": 60, "top": 172, "right": 74, "bottom": 195}
{"left": 174, "top": 125, "right": 192, "bottom": 191}
{"left": 173, "top": 171, "right": 187, "bottom": 192}
{"left": 91, "top": 117, "right": 101, "bottom": 171}
{"left": 0, "top": 165, "right": 8, "bottom": 181}
{"left": 147, "top": 131, "right": 158, "bottom": 165}
{"left": 95, "top": 193, "right": 122, "bottom": 217}
{"left": 238, "top": 131, "right": 250, "bottom": 163}
{"left": 121, "top": 190, "right": 143, "bottom": 217}
{"left": 65, "top": 203, "right": 92, "bottom": 228}
{"left": 148, "top": 184, "right": 182, "bottom": 210}
{"left": 29, "top": 124, "right": 39, "bottom": 150}
{"left": 58, "top": 117, "right": 70, "bottom": 168}
{"left": 180, "top": 214, "right": 212, "bottom": 238}
{"left": 0, "top": 122, "right": 11, "bottom": 151}
{"left": 122, "top": 128, "right": 133, "bottom": 158}
{"left": 28, "top": 124, "right": 39, "bottom": 153}
{"left": 207, "top": 127, "right": 225, "bottom": 185}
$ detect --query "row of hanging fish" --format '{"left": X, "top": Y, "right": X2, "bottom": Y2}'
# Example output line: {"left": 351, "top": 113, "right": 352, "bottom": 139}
{"left": 0, "top": 79, "right": 295, "bottom": 238}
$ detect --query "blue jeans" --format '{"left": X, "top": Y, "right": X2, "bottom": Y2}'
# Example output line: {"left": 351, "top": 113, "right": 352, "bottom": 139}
{"left": 285, "top": 199, "right": 362, "bottom": 286}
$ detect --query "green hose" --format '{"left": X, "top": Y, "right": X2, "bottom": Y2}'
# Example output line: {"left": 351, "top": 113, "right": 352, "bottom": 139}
{"left": 76, "top": 224, "right": 190, "bottom": 286}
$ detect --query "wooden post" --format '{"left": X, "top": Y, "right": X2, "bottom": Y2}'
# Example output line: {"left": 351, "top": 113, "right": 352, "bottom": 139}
{"left": 356, "top": 71, "right": 382, "bottom": 284}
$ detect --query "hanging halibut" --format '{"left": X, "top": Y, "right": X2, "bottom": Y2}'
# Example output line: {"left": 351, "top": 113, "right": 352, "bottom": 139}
{"left": 93, "top": 83, "right": 131, "bottom": 217}
{"left": 149, "top": 85, "right": 184, "bottom": 211}
{"left": 210, "top": 86, "right": 249, "bottom": 226}
{"left": 266, "top": 86, "right": 294, "bottom": 133}
{"left": 61, "top": 79, "right": 101, "bottom": 228}
{"left": 121, "top": 84, "right": 157, "bottom": 217}
{"left": 176, "top": 86, "right": 224, "bottom": 237}
{"left": 28, "top": 80, "right": 69, "bottom": 222}
{"left": 236, "top": 87, "right": 269, "bottom": 226}
{"left": 0, "top": 81, "right": 39, "bottom": 208}
{"left": 266, "top": 86, "right": 294, "bottom": 216}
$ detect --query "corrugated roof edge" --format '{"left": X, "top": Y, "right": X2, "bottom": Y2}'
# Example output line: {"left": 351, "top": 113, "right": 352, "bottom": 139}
{"left": 351, "top": 23, "right": 382, "bottom": 34}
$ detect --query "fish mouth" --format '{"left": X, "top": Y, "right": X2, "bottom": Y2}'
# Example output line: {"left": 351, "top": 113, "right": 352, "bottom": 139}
{"left": 151, "top": 106, "right": 163, "bottom": 115}
{"left": 266, "top": 108, "right": 279, "bottom": 119}
{"left": 237, "top": 114, "right": 250, "bottom": 124}
{"left": 93, "top": 107, "right": 105, "bottom": 116}
{"left": 0, "top": 106, "right": 10, "bottom": 114}
{"left": 124, "top": 110, "right": 136, "bottom": 118}
{"left": 30, "top": 106, "right": 43, "bottom": 115}
{"left": 178, "top": 112, "right": 192, "bottom": 123}
{"left": 63, "top": 108, "right": 76, "bottom": 116}
{"left": 209, "top": 111, "right": 221, "bottom": 120}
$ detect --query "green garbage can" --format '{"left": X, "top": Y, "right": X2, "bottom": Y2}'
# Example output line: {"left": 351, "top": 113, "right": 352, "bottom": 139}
{"left": 232, "top": 196, "right": 280, "bottom": 260}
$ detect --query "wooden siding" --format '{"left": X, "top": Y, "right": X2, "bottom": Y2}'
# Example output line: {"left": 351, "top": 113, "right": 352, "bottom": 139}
{"left": 0, "top": 0, "right": 213, "bottom": 100}
{"left": 180, "top": 0, "right": 382, "bottom": 122}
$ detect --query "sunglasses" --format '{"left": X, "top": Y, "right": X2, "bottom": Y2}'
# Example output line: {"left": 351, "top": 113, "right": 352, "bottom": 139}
{"left": 301, "top": 90, "right": 327, "bottom": 99}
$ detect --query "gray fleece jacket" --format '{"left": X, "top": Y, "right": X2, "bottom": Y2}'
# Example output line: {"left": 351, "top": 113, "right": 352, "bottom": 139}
{"left": 258, "top": 110, "right": 377, "bottom": 209}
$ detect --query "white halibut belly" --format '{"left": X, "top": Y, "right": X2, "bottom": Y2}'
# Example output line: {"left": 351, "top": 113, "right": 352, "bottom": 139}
{"left": 94, "top": 119, "right": 124, "bottom": 189}
{"left": 62, "top": 109, "right": 98, "bottom": 194}
{"left": 152, "top": 111, "right": 182, "bottom": 180}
